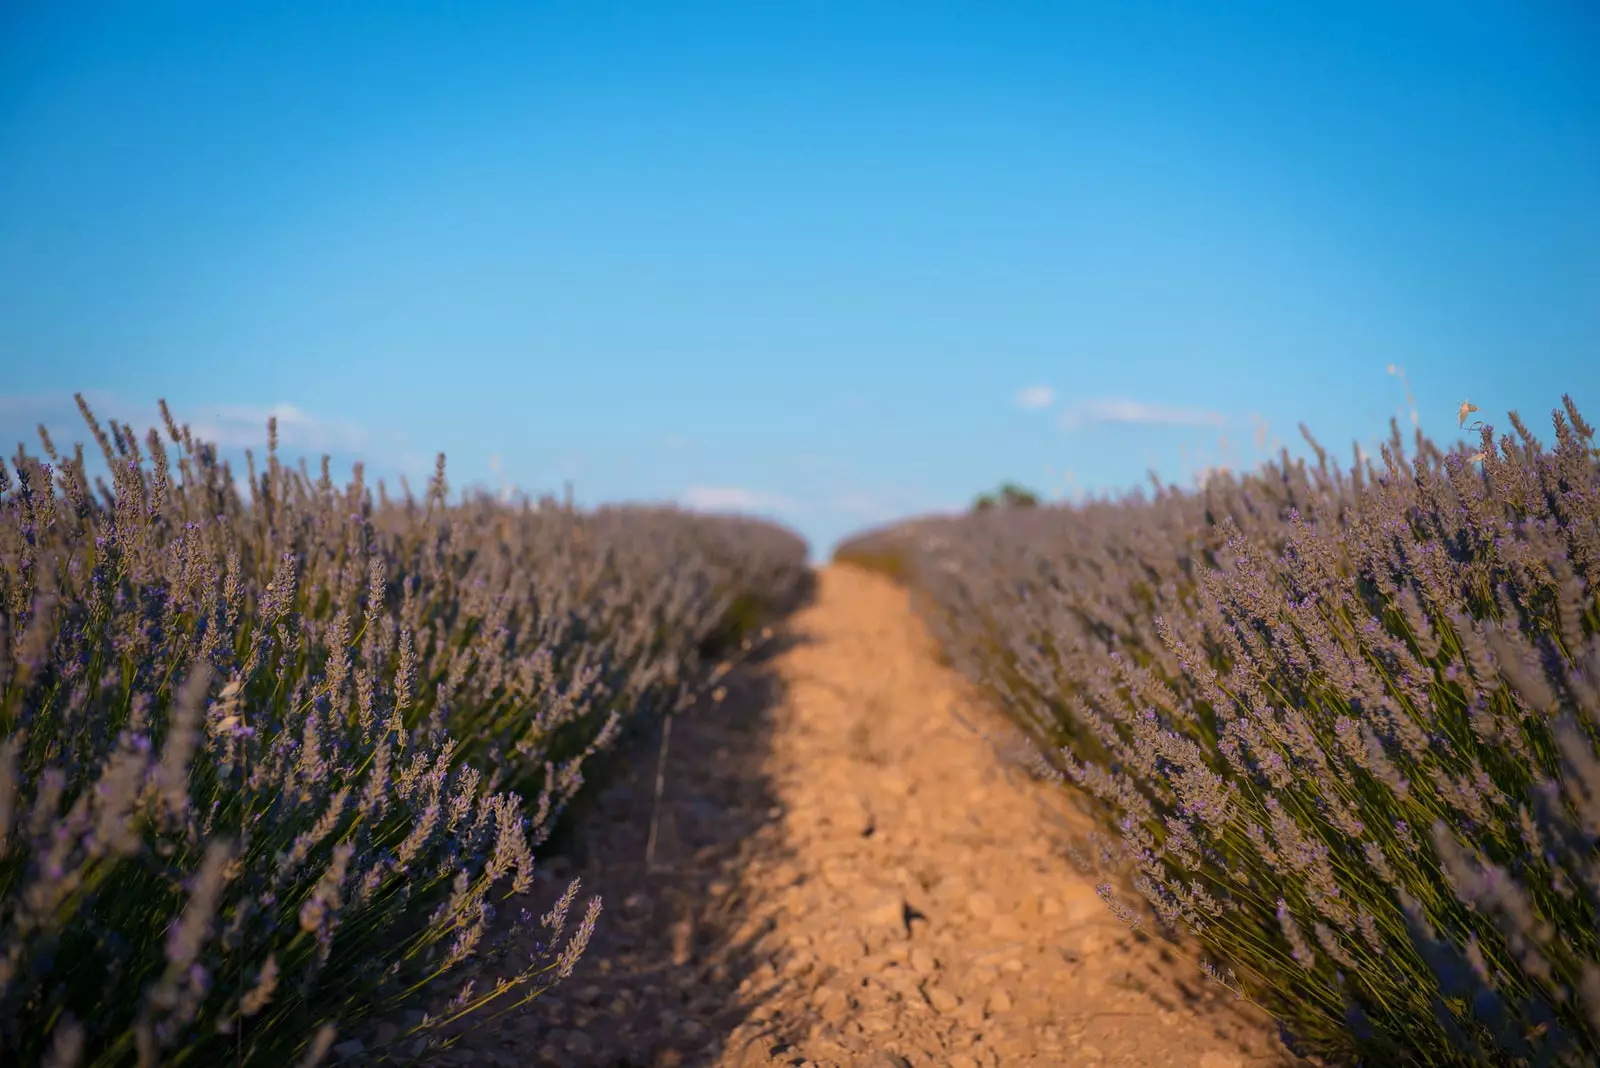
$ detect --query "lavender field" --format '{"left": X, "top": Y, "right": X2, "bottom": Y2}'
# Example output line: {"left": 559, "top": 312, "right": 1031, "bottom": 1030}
{"left": 0, "top": 397, "right": 809, "bottom": 1067}
{"left": 4, "top": 0, "right": 1596, "bottom": 1064}
{"left": 835, "top": 397, "right": 1600, "bottom": 1066}
{"left": 9, "top": 389, "right": 1598, "bottom": 1068}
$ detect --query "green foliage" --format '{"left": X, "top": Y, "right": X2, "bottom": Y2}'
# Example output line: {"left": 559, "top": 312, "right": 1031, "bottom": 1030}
{"left": 971, "top": 482, "right": 1040, "bottom": 513}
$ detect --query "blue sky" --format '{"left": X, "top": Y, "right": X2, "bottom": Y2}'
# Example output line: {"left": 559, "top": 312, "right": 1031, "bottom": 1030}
{"left": 2, "top": 2, "right": 1596, "bottom": 559}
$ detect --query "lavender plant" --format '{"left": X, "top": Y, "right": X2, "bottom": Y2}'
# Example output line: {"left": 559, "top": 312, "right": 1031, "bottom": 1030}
{"left": 0, "top": 396, "right": 807, "bottom": 1067}
{"left": 838, "top": 397, "right": 1600, "bottom": 1066}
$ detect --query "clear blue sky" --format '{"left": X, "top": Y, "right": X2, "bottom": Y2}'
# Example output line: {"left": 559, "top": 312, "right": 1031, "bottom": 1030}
{"left": 2, "top": 2, "right": 1596, "bottom": 558}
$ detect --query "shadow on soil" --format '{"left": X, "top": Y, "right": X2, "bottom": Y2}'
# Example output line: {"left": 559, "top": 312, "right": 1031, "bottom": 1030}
{"left": 409, "top": 577, "right": 819, "bottom": 1068}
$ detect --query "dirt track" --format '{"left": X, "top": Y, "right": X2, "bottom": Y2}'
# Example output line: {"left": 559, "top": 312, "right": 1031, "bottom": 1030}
{"left": 427, "top": 565, "right": 1292, "bottom": 1067}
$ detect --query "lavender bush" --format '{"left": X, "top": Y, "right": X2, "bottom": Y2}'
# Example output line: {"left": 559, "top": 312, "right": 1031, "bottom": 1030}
{"left": 0, "top": 396, "right": 807, "bottom": 1067}
{"left": 837, "top": 397, "right": 1600, "bottom": 1066}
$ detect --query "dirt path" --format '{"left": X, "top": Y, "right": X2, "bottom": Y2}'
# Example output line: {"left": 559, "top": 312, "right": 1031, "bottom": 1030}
{"left": 420, "top": 565, "right": 1291, "bottom": 1068}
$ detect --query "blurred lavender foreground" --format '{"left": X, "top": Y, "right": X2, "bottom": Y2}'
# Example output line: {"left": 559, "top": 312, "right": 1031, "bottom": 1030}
{"left": 0, "top": 396, "right": 809, "bottom": 1067}
{"left": 836, "top": 397, "right": 1600, "bottom": 1067}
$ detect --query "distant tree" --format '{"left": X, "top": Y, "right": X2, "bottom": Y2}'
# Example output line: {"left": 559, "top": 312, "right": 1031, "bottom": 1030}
{"left": 972, "top": 482, "right": 1040, "bottom": 513}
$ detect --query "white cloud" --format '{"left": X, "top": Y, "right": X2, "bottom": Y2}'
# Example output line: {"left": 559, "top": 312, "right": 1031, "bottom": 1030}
{"left": 0, "top": 392, "right": 372, "bottom": 457}
{"left": 1059, "top": 397, "right": 1228, "bottom": 431}
{"left": 190, "top": 403, "right": 368, "bottom": 453}
{"left": 1190, "top": 464, "right": 1234, "bottom": 489}
{"left": 1014, "top": 385, "right": 1056, "bottom": 410}
{"left": 487, "top": 454, "right": 513, "bottom": 502}
{"left": 0, "top": 390, "right": 123, "bottom": 426}
{"left": 679, "top": 485, "right": 798, "bottom": 514}
{"left": 827, "top": 491, "right": 893, "bottom": 519}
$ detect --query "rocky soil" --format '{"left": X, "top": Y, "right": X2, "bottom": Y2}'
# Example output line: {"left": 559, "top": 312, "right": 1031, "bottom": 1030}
{"left": 412, "top": 565, "right": 1296, "bottom": 1068}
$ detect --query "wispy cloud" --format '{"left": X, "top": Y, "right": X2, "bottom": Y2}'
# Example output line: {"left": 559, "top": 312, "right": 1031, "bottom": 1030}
{"left": 1014, "top": 385, "right": 1056, "bottom": 411}
{"left": 191, "top": 403, "right": 369, "bottom": 453}
{"left": 679, "top": 485, "right": 798, "bottom": 514}
{"left": 1058, "top": 397, "right": 1228, "bottom": 431}
{"left": 0, "top": 390, "right": 121, "bottom": 426}
{"left": 826, "top": 491, "right": 894, "bottom": 519}
{"left": 0, "top": 392, "right": 372, "bottom": 456}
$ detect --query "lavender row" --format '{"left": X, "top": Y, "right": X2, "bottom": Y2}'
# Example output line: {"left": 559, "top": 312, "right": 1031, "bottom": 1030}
{"left": 837, "top": 398, "right": 1600, "bottom": 1066}
{"left": 0, "top": 396, "right": 809, "bottom": 1068}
